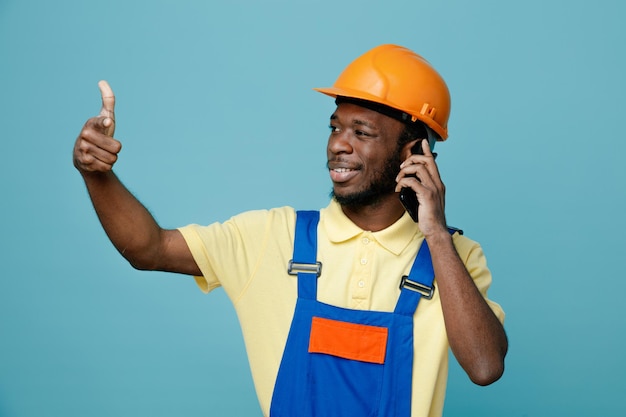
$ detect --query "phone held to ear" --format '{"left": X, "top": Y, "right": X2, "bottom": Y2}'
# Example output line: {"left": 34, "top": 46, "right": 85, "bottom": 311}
{"left": 398, "top": 140, "right": 423, "bottom": 223}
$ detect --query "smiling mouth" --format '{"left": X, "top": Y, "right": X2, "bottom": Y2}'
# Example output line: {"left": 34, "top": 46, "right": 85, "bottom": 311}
{"left": 329, "top": 166, "right": 360, "bottom": 183}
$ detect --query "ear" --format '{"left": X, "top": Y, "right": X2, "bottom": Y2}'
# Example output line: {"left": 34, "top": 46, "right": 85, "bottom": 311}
{"left": 401, "top": 139, "right": 424, "bottom": 160}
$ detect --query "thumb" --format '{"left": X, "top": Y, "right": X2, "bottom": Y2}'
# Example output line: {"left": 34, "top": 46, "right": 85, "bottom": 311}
{"left": 98, "top": 80, "right": 116, "bottom": 136}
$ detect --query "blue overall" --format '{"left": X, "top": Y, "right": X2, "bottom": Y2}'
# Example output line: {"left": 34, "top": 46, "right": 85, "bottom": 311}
{"left": 270, "top": 211, "right": 441, "bottom": 417}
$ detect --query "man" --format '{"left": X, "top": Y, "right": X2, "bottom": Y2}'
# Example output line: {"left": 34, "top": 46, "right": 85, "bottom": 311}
{"left": 74, "top": 44, "right": 507, "bottom": 417}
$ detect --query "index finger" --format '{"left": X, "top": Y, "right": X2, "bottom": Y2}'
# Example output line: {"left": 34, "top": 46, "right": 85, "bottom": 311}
{"left": 98, "top": 80, "right": 115, "bottom": 118}
{"left": 421, "top": 138, "right": 434, "bottom": 157}
{"left": 421, "top": 139, "right": 444, "bottom": 185}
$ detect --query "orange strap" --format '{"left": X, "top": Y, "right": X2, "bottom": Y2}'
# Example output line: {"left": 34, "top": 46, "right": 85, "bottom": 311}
{"left": 308, "top": 317, "right": 388, "bottom": 364}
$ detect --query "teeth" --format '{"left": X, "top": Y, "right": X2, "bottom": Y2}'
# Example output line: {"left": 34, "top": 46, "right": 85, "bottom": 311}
{"left": 334, "top": 168, "right": 353, "bottom": 173}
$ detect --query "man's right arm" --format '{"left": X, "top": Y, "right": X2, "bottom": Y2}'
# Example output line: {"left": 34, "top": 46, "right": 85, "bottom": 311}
{"left": 73, "top": 81, "right": 201, "bottom": 276}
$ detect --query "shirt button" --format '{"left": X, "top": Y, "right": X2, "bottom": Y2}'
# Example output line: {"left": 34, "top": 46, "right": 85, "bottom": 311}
{"left": 360, "top": 258, "right": 367, "bottom": 265}
{"left": 358, "top": 280, "right": 365, "bottom": 288}
{"left": 362, "top": 238, "right": 370, "bottom": 244}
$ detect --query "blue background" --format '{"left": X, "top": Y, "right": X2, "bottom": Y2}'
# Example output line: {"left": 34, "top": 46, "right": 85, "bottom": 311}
{"left": 1, "top": 0, "right": 625, "bottom": 415}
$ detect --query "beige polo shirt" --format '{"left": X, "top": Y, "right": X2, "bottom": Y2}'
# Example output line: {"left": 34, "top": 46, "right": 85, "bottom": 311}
{"left": 178, "top": 200, "right": 504, "bottom": 417}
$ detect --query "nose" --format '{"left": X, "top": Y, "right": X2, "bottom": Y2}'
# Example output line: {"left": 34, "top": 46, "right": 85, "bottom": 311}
{"left": 327, "top": 130, "right": 353, "bottom": 155}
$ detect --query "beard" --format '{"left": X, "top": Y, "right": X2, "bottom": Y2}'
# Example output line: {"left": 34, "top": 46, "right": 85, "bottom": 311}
{"left": 330, "top": 145, "right": 403, "bottom": 209}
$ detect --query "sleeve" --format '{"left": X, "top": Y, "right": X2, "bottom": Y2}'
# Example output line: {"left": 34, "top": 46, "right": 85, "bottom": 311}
{"left": 454, "top": 234, "right": 506, "bottom": 324}
{"left": 177, "top": 208, "right": 292, "bottom": 299}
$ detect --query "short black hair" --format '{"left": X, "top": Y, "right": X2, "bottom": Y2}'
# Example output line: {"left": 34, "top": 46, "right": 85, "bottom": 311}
{"left": 398, "top": 120, "right": 427, "bottom": 148}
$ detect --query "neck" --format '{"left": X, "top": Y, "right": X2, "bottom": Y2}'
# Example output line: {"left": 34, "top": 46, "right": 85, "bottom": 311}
{"left": 339, "top": 194, "right": 406, "bottom": 232}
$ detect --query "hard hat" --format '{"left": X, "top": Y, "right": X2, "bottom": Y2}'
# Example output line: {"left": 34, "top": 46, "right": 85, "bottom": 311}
{"left": 315, "top": 44, "right": 451, "bottom": 140}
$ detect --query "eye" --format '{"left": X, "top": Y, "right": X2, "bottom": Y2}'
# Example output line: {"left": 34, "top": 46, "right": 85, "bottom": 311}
{"left": 355, "top": 129, "right": 369, "bottom": 137}
{"left": 329, "top": 124, "right": 339, "bottom": 133}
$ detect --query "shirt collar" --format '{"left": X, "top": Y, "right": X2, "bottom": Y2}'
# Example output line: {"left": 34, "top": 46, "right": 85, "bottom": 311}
{"left": 321, "top": 200, "right": 422, "bottom": 255}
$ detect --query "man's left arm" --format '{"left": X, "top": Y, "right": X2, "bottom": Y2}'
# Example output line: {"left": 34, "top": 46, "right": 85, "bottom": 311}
{"left": 427, "top": 233, "right": 507, "bottom": 385}
{"left": 396, "top": 139, "right": 508, "bottom": 385}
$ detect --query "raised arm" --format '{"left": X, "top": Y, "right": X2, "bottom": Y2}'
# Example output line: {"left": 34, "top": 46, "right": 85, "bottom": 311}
{"left": 396, "top": 139, "right": 508, "bottom": 385}
{"left": 73, "top": 81, "right": 201, "bottom": 276}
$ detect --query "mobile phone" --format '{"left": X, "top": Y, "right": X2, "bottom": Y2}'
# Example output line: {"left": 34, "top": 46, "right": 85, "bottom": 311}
{"left": 398, "top": 140, "right": 424, "bottom": 222}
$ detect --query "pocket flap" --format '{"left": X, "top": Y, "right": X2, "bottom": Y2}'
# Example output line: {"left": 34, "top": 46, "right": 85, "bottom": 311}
{"left": 308, "top": 316, "right": 388, "bottom": 364}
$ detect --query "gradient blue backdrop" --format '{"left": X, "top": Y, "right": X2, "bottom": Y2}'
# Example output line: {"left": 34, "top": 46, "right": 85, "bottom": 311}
{"left": 1, "top": 0, "right": 625, "bottom": 416}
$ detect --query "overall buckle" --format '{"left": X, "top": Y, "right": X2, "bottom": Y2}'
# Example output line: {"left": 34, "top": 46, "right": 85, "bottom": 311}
{"left": 400, "top": 275, "right": 435, "bottom": 299}
{"left": 288, "top": 260, "right": 322, "bottom": 277}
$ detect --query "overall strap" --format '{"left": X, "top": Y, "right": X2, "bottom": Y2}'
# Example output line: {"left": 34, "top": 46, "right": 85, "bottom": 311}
{"left": 288, "top": 210, "right": 321, "bottom": 300}
{"left": 394, "top": 239, "right": 434, "bottom": 316}
{"left": 394, "top": 228, "right": 458, "bottom": 316}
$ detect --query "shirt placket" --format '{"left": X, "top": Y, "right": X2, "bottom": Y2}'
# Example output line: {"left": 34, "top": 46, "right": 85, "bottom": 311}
{"left": 350, "top": 232, "right": 375, "bottom": 309}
